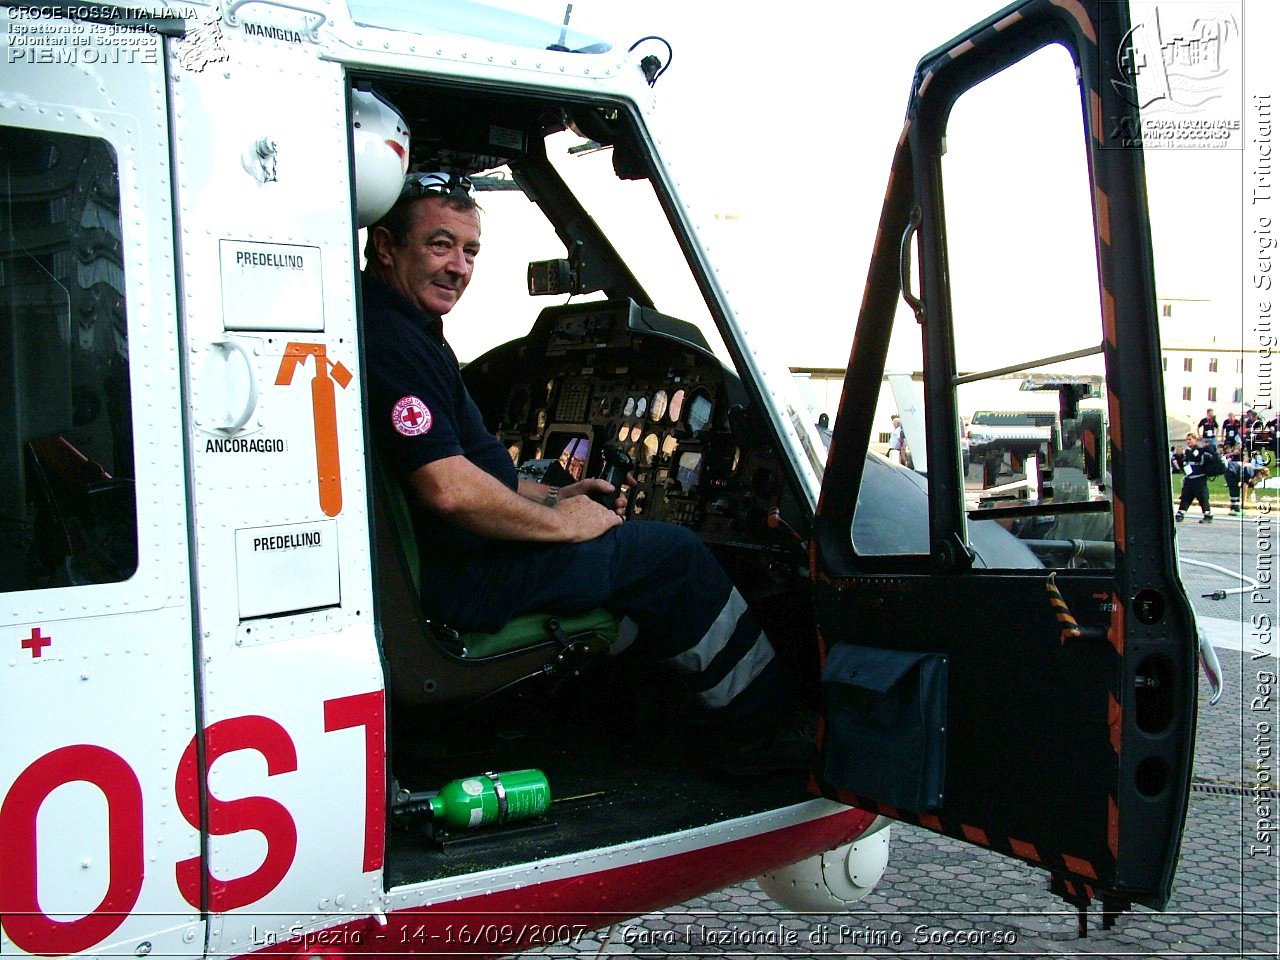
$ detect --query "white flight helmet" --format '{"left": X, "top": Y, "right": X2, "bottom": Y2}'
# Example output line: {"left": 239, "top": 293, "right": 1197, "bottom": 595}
{"left": 352, "top": 88, "right": 410, "bottom": 227}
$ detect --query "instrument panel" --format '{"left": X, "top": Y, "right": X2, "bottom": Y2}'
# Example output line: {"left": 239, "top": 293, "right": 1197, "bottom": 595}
{"left": 462, "top": 300, "right": 785, "bottom": 543}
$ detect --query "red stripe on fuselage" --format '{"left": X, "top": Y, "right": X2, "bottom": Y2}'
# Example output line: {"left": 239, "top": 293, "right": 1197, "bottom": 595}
{"left": 235, "top": 806, "right": 875, "bottom": 959}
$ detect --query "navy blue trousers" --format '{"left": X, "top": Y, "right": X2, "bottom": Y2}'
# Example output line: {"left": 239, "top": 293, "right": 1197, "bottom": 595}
{"left": 1179, "top": 476, "right": 1210, "bottom": 514}
{"left": 421, "top": 521, "right": 789, "bottom": 732}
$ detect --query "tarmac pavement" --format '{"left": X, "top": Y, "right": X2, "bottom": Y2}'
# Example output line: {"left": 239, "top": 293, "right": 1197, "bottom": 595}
{"left": 520, "top": 511, "right": 1280, "bottom": 958}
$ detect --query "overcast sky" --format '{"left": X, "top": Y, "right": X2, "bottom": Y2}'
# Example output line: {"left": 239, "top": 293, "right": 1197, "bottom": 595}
{"left": 468, "top": 0, "right": 1266, "bottom": 369}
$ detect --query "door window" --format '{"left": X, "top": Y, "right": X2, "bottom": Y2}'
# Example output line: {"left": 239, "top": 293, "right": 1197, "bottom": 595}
{"left": 0, "top": 129, "right": 136, "bottom": 591}
{"left": 945, "top": 44, "right": 1112, "bottom": 570}
{"left": 850, "top": 301, "right": 931, "bottom": 557}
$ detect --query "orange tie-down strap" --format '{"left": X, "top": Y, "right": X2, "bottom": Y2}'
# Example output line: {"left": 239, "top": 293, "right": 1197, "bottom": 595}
{"left": 1046, "top": 572, "right": 1083, "bottom": 643}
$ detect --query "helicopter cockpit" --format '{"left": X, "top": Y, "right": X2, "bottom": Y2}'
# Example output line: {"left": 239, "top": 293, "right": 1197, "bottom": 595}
{"left": 351, "top": 75, "right": 831, "bottom": 883}
{"left": 359, "top": 83, "right": 815, "bottom": 649}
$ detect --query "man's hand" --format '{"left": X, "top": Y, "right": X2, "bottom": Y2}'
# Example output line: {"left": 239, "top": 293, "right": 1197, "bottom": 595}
{"left": 561, "top": 475, "right": 635, "bottom": 517}
{"left": 413, "top": 456, "right": 623, "bottom": 542}
{"left": 554, "top": 494, "right": 623, "bottom": 541}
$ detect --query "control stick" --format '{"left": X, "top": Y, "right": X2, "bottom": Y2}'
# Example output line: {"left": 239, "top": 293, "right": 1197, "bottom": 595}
{"left": 592, "top": 444, "right": 634, "bottom": 508}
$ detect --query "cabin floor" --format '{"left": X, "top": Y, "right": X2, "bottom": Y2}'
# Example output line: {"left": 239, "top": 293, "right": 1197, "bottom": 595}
{"left": 384, "top": 663, "right": 813, "bottom": 888}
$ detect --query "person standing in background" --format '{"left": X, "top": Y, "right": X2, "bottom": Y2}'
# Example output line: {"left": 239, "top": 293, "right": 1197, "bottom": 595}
{"left": 1198, "top": 408, "right": 1218, "bottom": 452}
{"left": 887, "top": 415, "right": 905, "bottom": 465}
{"left": 1172, "top": 433, "right": 1215, "bottom": 524}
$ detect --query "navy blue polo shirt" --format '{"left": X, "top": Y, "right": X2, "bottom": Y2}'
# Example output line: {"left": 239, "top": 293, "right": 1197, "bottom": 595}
{"left": 363, "top": 277, "right": 519, "bottom": 606}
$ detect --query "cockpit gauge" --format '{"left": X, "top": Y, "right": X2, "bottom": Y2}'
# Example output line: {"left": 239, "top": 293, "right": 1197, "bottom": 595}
{"left": 649, "top": 389, "right": 668, "bottom": 422}
{"left": 661, "top": 434, "right": 678, "bottom": 459}
{"left": 635, "top": 396, "right": 648, "bottom": 418}
{"left": 623, "top": 397, "right": 636, "bottom": 417}
{"left": 669, "top": 388, "right": 685, "bottom": 422}
{"left": 686, "top": 392, "right": 712, "bottom": 434}
{"left": 630, "top": 425, "right": 643, "bottom": 443}
{"left": 676, "top": 451, "right": 703, "bottom": 491}
{"left": 641, "top": 433, "right": 659, "bottom": 466}
{"left": 535, "top": 408, "right": 548, "bottom": 433}
{"left": 617, "top": 425, "right": 630, "bottom": 442}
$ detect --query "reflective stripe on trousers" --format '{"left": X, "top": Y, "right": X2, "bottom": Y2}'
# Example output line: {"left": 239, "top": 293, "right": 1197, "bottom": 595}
{"left": 431, "top": 521, "right": 783, "bottom": 719}
{"left": 665, "top": 588, "right": 775, "bottom": 708}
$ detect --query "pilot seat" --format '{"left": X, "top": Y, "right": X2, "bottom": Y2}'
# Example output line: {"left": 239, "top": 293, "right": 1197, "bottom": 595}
{"left": 373, "top": 454, "right": 618, "bottom": 709}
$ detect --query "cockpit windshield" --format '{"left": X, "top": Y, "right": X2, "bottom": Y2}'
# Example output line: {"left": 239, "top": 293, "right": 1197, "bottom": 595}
{"left": 445, "top": 131, "right": 726, "bottom": 367}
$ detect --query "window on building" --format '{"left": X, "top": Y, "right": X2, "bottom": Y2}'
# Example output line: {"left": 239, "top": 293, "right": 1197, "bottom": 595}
{"left": 1234, "top": 388, "right": 1244, "bottom": 403}
{"left": 1182, "top": 387, "right": 1192, "bottom": 401}
{"left": 1209, "top": 357, "right": 1218, "bottom": 373}
{"left": 1183, "top": 358, "right": 1193, "bottom": 372}
{"left": 1237, "top": 358, "right": 1245, "bottom": 374}
{"left": 0, "top": 129, "right": 137, "bottom": 593}
{"left": 1208, "top": 388, "right": 1217, "bottom": 401}
{"left": 1162, "top": 303, "right": 1173, "bottom": 317}
{"left": 1162, "top": 357, "right": 1168, "bottom": 371}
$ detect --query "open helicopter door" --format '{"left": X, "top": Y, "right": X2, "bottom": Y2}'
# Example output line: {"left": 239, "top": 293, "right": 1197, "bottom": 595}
{"left": 812, "top": 0, "right": 1196, "bottom": 918}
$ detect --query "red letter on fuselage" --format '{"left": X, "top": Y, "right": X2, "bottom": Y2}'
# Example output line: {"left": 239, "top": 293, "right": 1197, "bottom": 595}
{"left": 175, "top": 716, "right": 298, "bottom": 912}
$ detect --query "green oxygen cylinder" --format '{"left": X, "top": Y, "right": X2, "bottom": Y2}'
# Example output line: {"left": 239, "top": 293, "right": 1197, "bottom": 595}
{"left": 428, "top": 769, "right": 551, "bottom": 830}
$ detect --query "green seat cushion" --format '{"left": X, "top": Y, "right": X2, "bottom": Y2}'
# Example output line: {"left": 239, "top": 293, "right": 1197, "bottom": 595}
{"left": 458, "top": 607, "right": 618, "bottom": 659}
{"left": 376, "top": 448, "right": 618, "bottom": 659}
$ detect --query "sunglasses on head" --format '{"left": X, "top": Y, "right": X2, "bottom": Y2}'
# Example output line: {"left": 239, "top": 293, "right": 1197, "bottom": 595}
{"left": 402, "top": 171, "right": 476, "bottom": 199}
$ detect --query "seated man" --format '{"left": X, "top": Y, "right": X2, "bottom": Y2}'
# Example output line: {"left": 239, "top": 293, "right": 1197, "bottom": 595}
{"left": 362, "top": 173, "right": 805, "bottom": 768}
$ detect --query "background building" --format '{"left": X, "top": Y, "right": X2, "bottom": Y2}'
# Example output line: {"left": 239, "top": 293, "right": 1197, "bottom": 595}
{"left": 1158, "top": 297, "right": 1269, "bottom": 427}
{"left": 792, "top": 297, "right": 1266, "bottom": 450}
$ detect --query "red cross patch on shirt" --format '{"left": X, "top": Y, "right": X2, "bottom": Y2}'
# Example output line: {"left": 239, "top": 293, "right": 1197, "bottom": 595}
{"left": 392, "top": 395, "right": 433, "bottom": 437}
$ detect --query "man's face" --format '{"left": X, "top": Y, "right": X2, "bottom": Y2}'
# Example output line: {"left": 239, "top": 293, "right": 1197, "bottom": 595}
{"left": 373, "top": 196, "right": 481, "bottom": 316}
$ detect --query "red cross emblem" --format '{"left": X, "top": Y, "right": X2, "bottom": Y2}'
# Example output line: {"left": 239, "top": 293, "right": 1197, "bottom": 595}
{"left": 22, "top": 627, "right": 52, "bottom": 658}
{"left": 392, "top": 395, "right": 432, "bottom": 437}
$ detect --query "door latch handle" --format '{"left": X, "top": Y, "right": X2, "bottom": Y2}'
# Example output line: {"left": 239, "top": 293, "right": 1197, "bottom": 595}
{"left": 899, "top": 205, "right": 925, "bottom": 324}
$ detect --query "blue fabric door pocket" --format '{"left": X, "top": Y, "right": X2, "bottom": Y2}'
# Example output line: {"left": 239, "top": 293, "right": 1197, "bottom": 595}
{"left": 821, "top": 644, "right": 948, "bottom": 813}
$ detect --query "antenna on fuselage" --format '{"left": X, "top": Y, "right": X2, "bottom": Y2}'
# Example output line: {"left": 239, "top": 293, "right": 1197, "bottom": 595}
{"left": 557, "top": 3, "right": 572, "bottom": 49}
